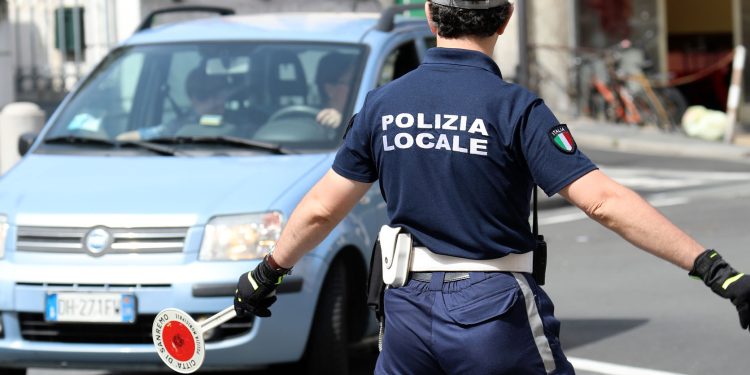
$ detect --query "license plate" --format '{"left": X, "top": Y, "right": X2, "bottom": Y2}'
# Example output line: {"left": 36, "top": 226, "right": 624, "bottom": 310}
{"left": 45, "top": 292, "right": 136, "bottom": 323}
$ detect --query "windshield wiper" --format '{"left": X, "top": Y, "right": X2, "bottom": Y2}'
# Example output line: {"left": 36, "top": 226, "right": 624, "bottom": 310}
{"left": 149, "top": 135, "right": 293, "bottom": 155}
{"left": 118, "top": 140, "right": 180, "bottom": 156}
{"left": 44, "top": 135, "right": 179, "bottom": 156}
{"left": 45, "top": 135, "right": 117, "bottom": 146}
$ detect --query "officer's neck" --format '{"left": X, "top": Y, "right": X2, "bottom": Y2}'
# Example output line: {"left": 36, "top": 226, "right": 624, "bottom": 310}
{"left": 436, "top": 35, "right": 499, "bottom": 57}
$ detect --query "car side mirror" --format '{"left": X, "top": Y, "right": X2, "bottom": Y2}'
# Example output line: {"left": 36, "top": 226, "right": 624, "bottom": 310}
{"left": 18, "top": 132, "right": 38, "bottom": 156}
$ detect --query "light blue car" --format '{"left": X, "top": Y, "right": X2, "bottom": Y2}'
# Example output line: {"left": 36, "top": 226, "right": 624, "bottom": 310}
{"left": 0, "top": 6, "right": 433, "bottom": 374}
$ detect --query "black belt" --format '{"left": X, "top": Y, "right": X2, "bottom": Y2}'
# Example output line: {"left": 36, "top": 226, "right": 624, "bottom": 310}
{"left": 411, "top": 272, "right": 471, "bottom": 283}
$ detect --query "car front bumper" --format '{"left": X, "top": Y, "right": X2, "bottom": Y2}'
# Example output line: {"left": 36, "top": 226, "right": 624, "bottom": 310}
{"left": 0, "top": 255, "right": 324, "bottom": 370}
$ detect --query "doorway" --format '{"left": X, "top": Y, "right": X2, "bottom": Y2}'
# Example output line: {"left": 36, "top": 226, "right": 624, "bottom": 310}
{"left": 665, "top": 0, "right": 734, "bottom": 110}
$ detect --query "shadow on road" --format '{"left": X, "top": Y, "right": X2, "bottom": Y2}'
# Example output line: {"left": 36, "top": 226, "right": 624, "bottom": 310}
{"left": 32, "top": 319, "right": 648, "bottom": 374}
{"left": 560, "top": 318, "right": 649, "bottom": 350}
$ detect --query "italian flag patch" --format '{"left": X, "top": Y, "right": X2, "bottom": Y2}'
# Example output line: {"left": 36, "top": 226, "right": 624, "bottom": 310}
{"left": 549, "top": 124, "right": 577, "bottom": 154}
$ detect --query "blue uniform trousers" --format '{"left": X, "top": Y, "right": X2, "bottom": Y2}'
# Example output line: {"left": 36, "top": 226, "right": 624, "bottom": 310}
{"left": 374, "top": 271, "right": 574, "bottom": 375}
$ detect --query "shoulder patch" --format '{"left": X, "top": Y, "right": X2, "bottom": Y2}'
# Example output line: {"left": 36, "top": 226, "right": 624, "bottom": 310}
{"left": 342, "top": 114, "right": 357, "bottom": 140}
{"left": 548, "top": 124, "right": 577, "bottom": 154}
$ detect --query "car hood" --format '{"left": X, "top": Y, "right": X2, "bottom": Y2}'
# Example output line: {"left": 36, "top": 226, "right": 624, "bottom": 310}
{"left": 0, "top": 154, "right": 331, "bottom": 226}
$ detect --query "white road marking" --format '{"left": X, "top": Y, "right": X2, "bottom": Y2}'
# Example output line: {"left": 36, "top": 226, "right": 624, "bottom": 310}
{"left": 602, "top": 166, "right": 750, "bottom": 191}
{"left": 646, "top": 196, "right": 691, "bottom": 207}
{"left": 539, "top": 212, "right": 588, "bottom": 225}
{"left": 539, "top": 196, "right": 690, "bottom": 226}
{"left": 569, "top": 357, "right": 688, "bottom": 375}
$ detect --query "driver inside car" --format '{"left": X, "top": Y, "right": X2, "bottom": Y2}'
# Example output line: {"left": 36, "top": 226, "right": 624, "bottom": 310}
{"left": 116, "top": 67, "right": 233, "bottom": 141}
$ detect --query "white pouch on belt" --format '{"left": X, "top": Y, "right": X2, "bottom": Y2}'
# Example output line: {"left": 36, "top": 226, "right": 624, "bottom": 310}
{"left": 379, "top": 225, "right": 412, "bottom": 288}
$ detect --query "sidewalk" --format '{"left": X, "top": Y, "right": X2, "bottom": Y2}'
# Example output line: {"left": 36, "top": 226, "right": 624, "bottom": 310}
{"left": 567, "top": 118, "right": 750, "bottom": 163}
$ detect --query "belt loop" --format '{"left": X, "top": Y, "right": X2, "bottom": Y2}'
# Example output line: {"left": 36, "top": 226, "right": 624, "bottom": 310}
{"left": 469, "top": 271, "right": 486, "bottom": 285}
{"left": 429, "top": 272, "right": 445, "bottom": 291}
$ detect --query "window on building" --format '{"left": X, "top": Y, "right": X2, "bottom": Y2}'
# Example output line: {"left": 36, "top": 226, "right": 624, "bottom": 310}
{"left": 54, "top": 6, "right": 85, "bottom": 61}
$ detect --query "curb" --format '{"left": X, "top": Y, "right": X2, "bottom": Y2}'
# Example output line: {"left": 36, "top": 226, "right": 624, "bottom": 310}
{"left": 568, "top": 120, "right": 750, "bottom": 163}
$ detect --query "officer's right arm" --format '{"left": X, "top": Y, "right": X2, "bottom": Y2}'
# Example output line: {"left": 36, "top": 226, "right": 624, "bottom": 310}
{"left": 558, "top": 169, "right": 704, "bottom": 270}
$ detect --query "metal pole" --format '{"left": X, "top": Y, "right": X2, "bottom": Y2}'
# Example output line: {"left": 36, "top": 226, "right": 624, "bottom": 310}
{"left": 72, "top": 0, "right": 81, "bottom": 80}
{"left": 28, "top": 1, "right": 36, "bottom": 93}
{"left": 568, "top": 0, "right": 581, "bottom": 116}
{"left": 57, "top": 0, "right": 66, "bottom": 91}
{"left": 724, "top": 45, "right": 746, "bottom": 144}
{"left": 516, "top": 0, "right": 529, "bottom": 88}
{"left": 13, "top": 0, "right": 23, "bottom": 94}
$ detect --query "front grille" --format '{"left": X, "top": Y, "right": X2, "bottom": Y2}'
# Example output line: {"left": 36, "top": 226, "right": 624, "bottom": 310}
{"left": 19, "top": 313, "right": 254, "bottom": 344}
{"left": 16, "top": 226, "right": 189, "bottom": 254}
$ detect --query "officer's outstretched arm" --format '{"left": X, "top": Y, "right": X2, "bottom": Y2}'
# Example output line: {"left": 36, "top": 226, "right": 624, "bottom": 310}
{"left": 559, "top": 170, "right": 750, "bottom": 330}
{"left": 269, "top": 169, "right": 373, "bottom": 269}
{"left": 558, "top": 169, "right": 703, "bottom": 269}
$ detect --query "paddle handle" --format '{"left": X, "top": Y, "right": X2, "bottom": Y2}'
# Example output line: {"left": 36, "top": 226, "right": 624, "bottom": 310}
{"left": 200, "top": 305, "right": 236, "bottom": 332}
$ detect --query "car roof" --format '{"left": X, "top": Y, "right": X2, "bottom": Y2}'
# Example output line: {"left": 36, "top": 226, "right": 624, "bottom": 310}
{"left": 125, "top": 12, "right": 426, "bottom": 46}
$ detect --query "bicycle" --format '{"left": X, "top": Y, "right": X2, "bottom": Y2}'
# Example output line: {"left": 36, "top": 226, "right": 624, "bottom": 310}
{"left": 581, "top": 40, "right": 687, "bottom": 132}
{"left": 529, "top": 41, "right": 688, "bottom": 133}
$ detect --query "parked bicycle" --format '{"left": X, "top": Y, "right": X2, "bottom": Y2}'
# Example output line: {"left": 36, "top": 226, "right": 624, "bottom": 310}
{"left": 529, "top": 41, "right": 688, "bottom": 133}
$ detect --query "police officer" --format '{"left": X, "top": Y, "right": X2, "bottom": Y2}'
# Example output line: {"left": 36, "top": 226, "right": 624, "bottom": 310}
{"left": 234, "top": 0, "right": 750, "bottom": 373}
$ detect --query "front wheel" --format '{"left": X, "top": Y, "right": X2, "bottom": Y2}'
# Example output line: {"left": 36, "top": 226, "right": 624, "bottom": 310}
{"left": 301, "top": 258, "right": 349, "bottom": 375}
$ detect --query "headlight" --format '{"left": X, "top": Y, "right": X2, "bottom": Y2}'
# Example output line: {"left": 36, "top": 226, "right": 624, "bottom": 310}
{"left": 0, "top": 215, "right": 7, "bottom": 259}
{"left": 199, "top": 212, "right": 283, "bottom": 261}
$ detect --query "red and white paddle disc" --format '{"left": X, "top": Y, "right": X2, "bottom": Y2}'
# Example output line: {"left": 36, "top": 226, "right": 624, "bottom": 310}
{"left": 152, "top": 308, "right": 205, "bottom": 373}
{"left": 152, "top": 305, "right": 237, "bottom": 374}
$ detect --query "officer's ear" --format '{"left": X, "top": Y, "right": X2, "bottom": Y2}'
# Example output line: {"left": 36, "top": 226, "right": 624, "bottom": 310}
{"left": 425, "top": 1, "right": 438, "bottom": 35}
{"left": 496, "top": 3, "right": 515, "bottom": 36}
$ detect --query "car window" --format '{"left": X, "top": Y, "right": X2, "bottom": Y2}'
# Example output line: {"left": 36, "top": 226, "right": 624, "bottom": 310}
{"left": 378, "top": 40, "right": 420, "bottom": 87}
{"left": 44, "top": 42, "right": 366, "bottom": 152}
{"left": 45, "top": 49, "right": 146, "bottom": 139}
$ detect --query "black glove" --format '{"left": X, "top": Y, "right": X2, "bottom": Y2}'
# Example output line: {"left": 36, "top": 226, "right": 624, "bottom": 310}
{"left": 690, "top": 249, "right": 750, "bottom": 330}
{"left": 234, "top": 254, "right": 290, "bottom": 318}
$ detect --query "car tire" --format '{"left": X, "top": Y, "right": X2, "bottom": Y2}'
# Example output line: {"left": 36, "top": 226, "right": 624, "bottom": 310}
{"left": 302, "top": 258, "right": 349, "bottom": 375}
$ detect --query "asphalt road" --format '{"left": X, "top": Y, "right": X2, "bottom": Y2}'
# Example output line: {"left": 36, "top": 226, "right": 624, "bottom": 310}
{"left": 26, "top": 148, "right": 750, "bottom": 375}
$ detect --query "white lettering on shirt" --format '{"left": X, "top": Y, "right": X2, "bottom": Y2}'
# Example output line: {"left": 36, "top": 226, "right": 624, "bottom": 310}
{"left": 435, "top": 134, "right": 451, "bottom": 150}
{"left": 383, "top": 135, "right": 395, "bottom": 151}
{"left": 442, "top": 115, "right": 458, "bottom": 131}
{"left": 468, "top": 118, "right": 489, "bottom": 137}
{"left": 417, "top": 113, "right": 433, "bottom": 129}
{"left": 470, "top": 138, "right": 488, "bottom": 156}
{"left": 394, "top": 133, "right": 414, "bottom": 149}
{"left": 396, "top": 113, "right": 414, "bottom": 128}
{"left": 416, "top": 133, "right": 435, "bottom": 148}
{"left": 382, "top": 115, "right": 394, "bottom": 131}
{"left": 381, "top": 113, "right": 492, "bottom": 157}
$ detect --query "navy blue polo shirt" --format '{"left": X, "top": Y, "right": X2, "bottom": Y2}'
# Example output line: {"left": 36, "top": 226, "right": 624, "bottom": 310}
{"left": 333, "top": 48, "right": 598, "bottom": 259}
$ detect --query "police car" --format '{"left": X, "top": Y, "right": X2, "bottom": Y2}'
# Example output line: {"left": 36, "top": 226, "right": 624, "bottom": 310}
{"left": 0, "top": 5, "right": 432, "bottom": 374}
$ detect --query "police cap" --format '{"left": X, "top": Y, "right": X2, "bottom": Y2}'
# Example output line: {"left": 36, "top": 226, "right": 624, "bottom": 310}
{"left": 430, "top": 0, "right": 509, "bottom": 10}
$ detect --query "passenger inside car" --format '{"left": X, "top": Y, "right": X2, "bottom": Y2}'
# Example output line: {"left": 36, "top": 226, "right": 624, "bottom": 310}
{"left": 315, "top": 52, "right": 357, "bottom": 129}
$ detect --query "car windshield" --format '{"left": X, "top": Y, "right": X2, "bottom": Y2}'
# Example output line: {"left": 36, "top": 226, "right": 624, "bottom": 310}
{"left": 43, "top": 42, "right": 366, "bottom": 152}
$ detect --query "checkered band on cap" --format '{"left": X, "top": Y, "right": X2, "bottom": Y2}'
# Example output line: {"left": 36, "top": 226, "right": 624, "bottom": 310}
{"left": 430, "top": 0, "right": 508, "bottom": 9}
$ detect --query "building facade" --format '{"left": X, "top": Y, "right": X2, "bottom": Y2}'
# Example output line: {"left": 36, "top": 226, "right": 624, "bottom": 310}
{"left": 527, "top": 0, "right": 749, "bottom": 120}
{"left": 0, "top": 0, "right": 384, "bottom": 113}
{"left": 2, "top": 0, "right": 749, "bottom": 123}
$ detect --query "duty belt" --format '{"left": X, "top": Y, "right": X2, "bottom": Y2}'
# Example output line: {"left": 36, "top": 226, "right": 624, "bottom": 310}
{"left": 379, "top": 225, "right": 534, "bottom": 288}
{"left": 411, "top": 272, "right": 471, "bottom": 283}
{"left": 411, "top": 246, "right": 533, "bottom": 273}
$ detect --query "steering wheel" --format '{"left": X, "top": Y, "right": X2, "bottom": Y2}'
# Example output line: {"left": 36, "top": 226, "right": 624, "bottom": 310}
{"left": 266, "top": 105, "right": 321, "bottom": 123}
{"left": 254, "top": 105, "right": 335, "bottom": 143}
